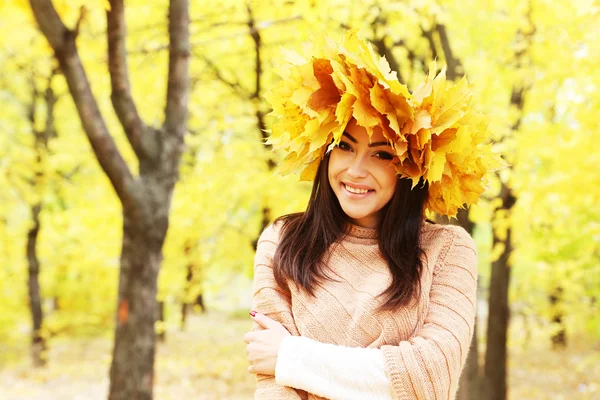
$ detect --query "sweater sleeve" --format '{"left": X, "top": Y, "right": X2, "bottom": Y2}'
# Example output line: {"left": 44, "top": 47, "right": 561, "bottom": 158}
{"left": 275, "top": 226, "right": 478, "bottom": 400}
{"left": 276, "top": 335, "right": 394, "bottom": 400}
{"left": 381, "top": 226, "right": 478, "bottom": 399}
{"left": 251, "top": 223, "right": 307, "bottom": 400}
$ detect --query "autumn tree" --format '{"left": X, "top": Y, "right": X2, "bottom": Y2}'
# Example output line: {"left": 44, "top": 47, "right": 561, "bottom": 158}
{"left": 27, "top": 0, "right": 189, "bottom": 398}
{"left": 26, "top": 69, "right": 59, "bottom": 367}
{"left": 0, "top": 61, "right": 59, "bottom": 367}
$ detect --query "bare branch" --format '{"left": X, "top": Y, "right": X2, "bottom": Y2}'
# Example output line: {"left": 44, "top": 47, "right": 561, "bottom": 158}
{"left": 107, "top": 0, "right": 148, "bottom": 161}
{"left": 58, "top": 165, "right": 83, "bottom": 181}
{"left": 127, "top": 18, "right": 253, "bottom": 37}
{"left": 27, "top": 68, "right": 39, "bottom": 131}
{"left": 129, "top": 15, "right": 302, "bottom": 56}
{"left": 28, "top": 0, "right": 67, "bottom": 50}
{"left": 435, "top": 23, "right": 464, "bottom": 80}
{"left": 247, "top": 3, "right": 261, "bottom": 100}
{"left": 74, "top": 6, "right": 87, "bottom": 37}
{"left": 246, "top": 3, "right": 274, "bottom": 170}
{"left": 390, "top": 38, "right": 418, "bottom": 77}
{"left": 195, "top": 52, "right": 250, "bottom": 98}
{"left": 43, "top": 73, "right": 58, "bottom": 144}
{"left": 29, "top": 0, "right": 136, "bottom": 210}
{"left": 367, "top": 9, "right": 404, "bottom": 83}
{"left": 371, "top": 36, "right": 403, "bottom": 83}
{"left": 421, "top": 26, "right": 439, "bottom": 61}
{"left": 164, "top": 0, "right": 190, "bottom": 140}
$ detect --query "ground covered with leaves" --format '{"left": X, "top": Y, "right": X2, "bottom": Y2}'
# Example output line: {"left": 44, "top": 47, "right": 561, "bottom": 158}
{"left": 0, "top": 313, "right": 598, "bottom": 399}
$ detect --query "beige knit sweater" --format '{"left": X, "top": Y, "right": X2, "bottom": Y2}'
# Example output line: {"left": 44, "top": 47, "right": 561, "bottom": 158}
{"left": 251, "top": 220, "right": 478, "bottom": 400}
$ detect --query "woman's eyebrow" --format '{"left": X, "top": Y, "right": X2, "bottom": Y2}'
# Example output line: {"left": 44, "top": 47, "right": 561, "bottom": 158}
{"left": 369, "top": 141, "right": 392, "bottom": 148}
{"left": 342, "top": 132, "right": 358, "bottom": 143}
{"left": 342, "top": 132, "right": 392, "bottom": 148}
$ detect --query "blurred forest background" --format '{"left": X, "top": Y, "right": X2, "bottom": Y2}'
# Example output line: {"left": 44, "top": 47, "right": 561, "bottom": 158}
{"left": 0, "top": 0, "right": 599, "bottom": 399}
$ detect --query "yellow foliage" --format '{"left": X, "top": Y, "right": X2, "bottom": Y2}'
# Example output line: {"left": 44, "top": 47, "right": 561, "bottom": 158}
{"left": 1, "top": 0, "right": 599, "bottom": 354}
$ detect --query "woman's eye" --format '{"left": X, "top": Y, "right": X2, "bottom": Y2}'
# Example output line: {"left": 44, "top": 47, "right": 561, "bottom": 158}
{"left": 375, "top": 151, "right": 394, "bottom": 161}
{"left": 338, "top": 141, "right": 352, "bottom": 151}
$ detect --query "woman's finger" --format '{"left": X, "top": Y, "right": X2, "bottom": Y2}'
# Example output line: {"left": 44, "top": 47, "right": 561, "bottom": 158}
{"left": 251, "top": 312, "right": 281, "bottom": 330}
{"left": 243, "top": 331, "right": 254, "bottom": 344}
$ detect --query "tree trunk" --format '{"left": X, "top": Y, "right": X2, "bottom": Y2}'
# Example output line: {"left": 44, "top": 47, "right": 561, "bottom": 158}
{"left": 456, "top": 209, "right": 480, "bottom": 400}
{"left": 482, "top": 13, "right": 532, "bottom": 393}
{"left": 180, "top": 293, "right": 206, "bottom": 331}
{"left": 27, "top": 203, "right": 46, "bottom": 367}
{"left": 549, "top": 285, "right": 567, "bottom": 349}
{"left": 26, "top": 67, "right": 57, "bottom": 368}
{"left": 180, "top": 256, "right": 192, "bottom": 331}
{"left": 484, "top": 183, "right": 516, "bottom": 400}
{"left": 180, "top": 240, "right": 206, "bottom": 330}
{"left": 195, "top": 294, "right": 205, "bottom": 311}
{"left": 458, "top": 317, "right": 480, "bottom": 400}
{"left": 108, "top": 204, "right": 170, "bottom": 400}
{"left": 157, "top": 300, "right": 166, "bottom": 343}
{"left": 482, "top": 8, "right": 533, "bottom": 394}
{"left": 452, "top": 208, "right": 482, "bottom": 400}
{"left": 253, "top": 205, "right": 271, "bottom": 250}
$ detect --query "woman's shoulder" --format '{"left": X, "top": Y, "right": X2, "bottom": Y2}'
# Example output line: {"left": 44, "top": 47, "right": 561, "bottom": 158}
{"left": 255, "top": 222, "right": 283, "bottom": 260}
{"left": 257, "top": 221, "right": 282, "bottom": 247}
{"left": 257, "top": 214, "right": 302, "bottom": 247}
{"left": 422, "top": 222, "right": 477, "bottom": 255}
{"left": 421, "top": 223, "right": 478, "bottom": 277}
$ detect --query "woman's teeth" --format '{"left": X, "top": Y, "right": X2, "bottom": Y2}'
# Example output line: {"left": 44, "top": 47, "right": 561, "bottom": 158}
{"left": 344, "top": 184, "right": 371, "bottom": 194}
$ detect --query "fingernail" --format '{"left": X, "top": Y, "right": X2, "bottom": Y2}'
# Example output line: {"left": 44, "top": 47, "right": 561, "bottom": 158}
{"left": 249, "top": 310, "right": 256, "bottom": 317}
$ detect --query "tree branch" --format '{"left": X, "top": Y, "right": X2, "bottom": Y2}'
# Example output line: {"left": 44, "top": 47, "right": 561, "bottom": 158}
{"left": 164, "top": 0, "right": 190, "bottom": 141}
{"left": 247, "top": 3, "right": 261, "bottom": 101}
{"left": 74, "top": 5, "right": 87, "bottom": 37}
{"left": 435, "top": 23, "right": 464, "bottom": 80}
{"left": 246, "top": 3, "right": 274, "bottom": 170}
{"left": 128, "top": 15, "right": 303, "bottom": 56}
{"left": 107, "top": 0, "right": 148, "bottom": 161}
{"left": 196, "top": 52, "right": 250, "bottom": 98}
{"left": 43, "top": 73, "right": 58, "bottom": 144}
{"left": 368, "top": 10, "right": 404, "bottom": 84}
{"left": 27, "top": 68, "right": 40, "bottom": 133}
{"left": 27, "top": 0, "right": 67, "bottom": 50}
{"left": 371, "top": 36, "right": 403, "bottom": 84}
{"left": 393, "top": 39, "right": 418, "bottom": 76}
{"left": 421, "top": 26, "right": 439, "bottom": 61}
{"left": 29, "top": 0, "right": 136, "bottom": 210}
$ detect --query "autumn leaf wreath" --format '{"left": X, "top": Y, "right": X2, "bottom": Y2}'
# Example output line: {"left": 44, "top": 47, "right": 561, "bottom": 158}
{"left": 265, "top": 29, "right": 504, "bottom": 217}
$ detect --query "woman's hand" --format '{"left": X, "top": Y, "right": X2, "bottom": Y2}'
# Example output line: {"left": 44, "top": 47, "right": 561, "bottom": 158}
{"left": 243, "top": 311, "right": 292, "bottom": 375}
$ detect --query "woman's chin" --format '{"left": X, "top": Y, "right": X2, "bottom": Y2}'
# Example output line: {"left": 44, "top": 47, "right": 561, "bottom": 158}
{"left": 341, "top": 208, "right": 366, "bottom": 220}
{"left": 342, "top": 210, "right": 374, "bottom": 225}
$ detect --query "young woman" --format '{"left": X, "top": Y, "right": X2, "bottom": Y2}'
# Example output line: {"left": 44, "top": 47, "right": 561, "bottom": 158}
{"left": 243, "top": 30, "right": 499, "bottom": 400}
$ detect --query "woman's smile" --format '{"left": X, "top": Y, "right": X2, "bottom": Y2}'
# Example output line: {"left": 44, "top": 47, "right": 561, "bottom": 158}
{"left": 342, "top": 182, "right": 374, "bottom": 196}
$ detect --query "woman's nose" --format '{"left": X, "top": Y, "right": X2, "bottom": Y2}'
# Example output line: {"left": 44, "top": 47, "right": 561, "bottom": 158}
{"left": 346, "top": 154, "right": 368, "bottom": 179}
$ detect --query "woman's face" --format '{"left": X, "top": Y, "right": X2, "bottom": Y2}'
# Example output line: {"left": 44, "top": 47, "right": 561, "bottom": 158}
{"left": 328, "top": 119, "right": 397, "bottom": 229}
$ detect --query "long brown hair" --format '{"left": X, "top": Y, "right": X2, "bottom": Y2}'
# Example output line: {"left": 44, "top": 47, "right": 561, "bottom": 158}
{"left": 272, "top": 151, "right": 429, "bottom": 311}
